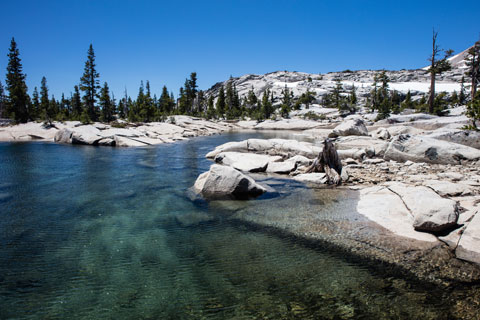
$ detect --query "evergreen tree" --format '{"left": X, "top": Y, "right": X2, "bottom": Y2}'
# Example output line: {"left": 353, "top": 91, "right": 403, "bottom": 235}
{"left": 40, "top": 76, "right": 53, "bottom": 123}
{"left": 459, "top": 76, "right": 467, "bottom": 105}
{"left": 159, "top": 85, "right": 174, "bottom": 115}
{"left": 465, "top": 40, "right": 480, "bottom": 100}
{"left": 332, "top": 79, "right": 344, "bottom": 110}
{"left": 71, "top": 85, "right": 82, "bottom": 119}
{"left": 31, "top": 87, "right": 40, "bottom": 120}
{"left": 195, "top": 90, "right": 206, "bottom": 115}
{"left": 466, "top": 92, "right": 480, "bottom": 129}
{"left": 280, "top": 86, "right": 293, "bottom": 118}
{"left": 5, "top": 38, "right": 29, "bottom": 122}
{"left": 140, "top": 80, "right": 155, "bottom": 121}
{"left": 349, "top": 84, "right": 357, "bottom": 106}
{"left": 426, "top": 30, "right": 453, "bottom": 114}
{"left": 0, "top": 81, "right": 5, "bottom": 118}
{"left": 99, "top": 82, "right": 114, "bottom": 122}
{"left": 216, "top": 85, "right": 226, "bottom": 118}
{"left": 49, "top": 95, "right": 58, "bottom": 123}
{"left": 206, "top": 95, "right": 216, "bottom": 119}
{"left": 401, "top": 90, "right": 414, "bottom": 110}
{"left": 261, "top": 88, "right": 273, "bottom": 120}
{"left": 80, "top": 44, "right": 100, "bottom": 122}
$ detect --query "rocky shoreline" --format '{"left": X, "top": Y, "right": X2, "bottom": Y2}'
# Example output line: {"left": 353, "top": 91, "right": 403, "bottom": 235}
{"left": 2, "top": 108, "right": 480, "bottom": 286}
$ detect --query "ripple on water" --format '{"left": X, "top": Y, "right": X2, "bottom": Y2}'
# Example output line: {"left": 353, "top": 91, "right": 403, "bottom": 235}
{"left": 0, "top": 135, "right": 473, "bottom": 319}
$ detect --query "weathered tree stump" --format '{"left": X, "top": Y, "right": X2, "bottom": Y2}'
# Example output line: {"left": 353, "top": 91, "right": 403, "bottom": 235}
{"left": 306, "top": 138, "right": 343, "bottom": 185}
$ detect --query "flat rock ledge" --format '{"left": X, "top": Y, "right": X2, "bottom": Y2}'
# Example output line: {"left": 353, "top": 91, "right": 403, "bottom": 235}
{"left": 0, "top": 117, "right": 237, "bottom": 147}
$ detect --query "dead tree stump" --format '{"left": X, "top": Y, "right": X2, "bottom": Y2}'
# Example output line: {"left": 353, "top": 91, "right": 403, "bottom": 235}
{"left": 306, "top": 138, "right": 343, "bottom": 185}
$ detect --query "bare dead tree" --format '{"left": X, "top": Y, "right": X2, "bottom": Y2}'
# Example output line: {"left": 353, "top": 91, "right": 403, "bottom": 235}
{"left": 306, "top": 138, "right": 343, "bottom": 185}
{"left": 427, "top": 29, "right": 453, "bottom": 114}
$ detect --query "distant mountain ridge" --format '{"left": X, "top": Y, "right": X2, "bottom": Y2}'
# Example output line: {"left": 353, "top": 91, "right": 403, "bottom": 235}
{"left": 206, "top": 45, "right": 473, "bottom": 104}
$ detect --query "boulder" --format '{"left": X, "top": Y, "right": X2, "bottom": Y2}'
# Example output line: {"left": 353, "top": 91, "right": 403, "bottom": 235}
{"left": 193, "top": 164, "right": 266, "bottom": 199}
{"left": 54, "top": 128, "right": 73, "bottom": 144}
{"left": 384, "top": 134, "right": 480, "bottom": 164}
{"left": 206, "top": 141, "right": 248, "bottom": 158}
{"left": 372, "top": 127, "right": 391, "bottom": 140}
{"left": 456, "top": 212, "right": 480, "bottom": 265}
{"left": 266, "top": 161, "right": 296, "bottom": 174}
{"left": 424, "top": 180, "right": 472, "bottom": 197}
{"left": 70, "top": 125, "right": 103, "bottom": 145}
{"left": 214, "top": 152, "right": 282, "bottom": 172}
{"left": 329, "top": 119, "right": 368, "bottom": 137}
{"left": 426, "top": 129, "right": 480, "bottom": 150}
{"left": 386, "top": 182, "right": 459, "bottom": 233}
{"left": 286, "top": 155, "right": 313, "bottom": 166}
{"left": 356, "top": 186, "right": 438, "bottom": 242}
{"left": 293, "top": 173, "right": 327, "bottom": 184}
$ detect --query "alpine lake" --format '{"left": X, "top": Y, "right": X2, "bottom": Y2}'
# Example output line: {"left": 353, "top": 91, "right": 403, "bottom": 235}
{"left": 0, "top": 131, "right": 478, "bottom": 320}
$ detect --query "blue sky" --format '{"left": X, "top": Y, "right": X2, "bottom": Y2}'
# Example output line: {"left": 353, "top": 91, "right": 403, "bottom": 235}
{"left": 0, "top": 0, "right": 479, "bottom": 99}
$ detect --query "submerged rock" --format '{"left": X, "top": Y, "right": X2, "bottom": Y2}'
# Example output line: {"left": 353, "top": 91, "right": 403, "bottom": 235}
{"left": 193, "top": 164, "right": 266, "bottom": 199}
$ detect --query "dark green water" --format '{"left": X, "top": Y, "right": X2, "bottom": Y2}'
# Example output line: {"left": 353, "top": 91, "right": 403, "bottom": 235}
{"left": 0, "top": 132, "right": 466, "bottom": 319}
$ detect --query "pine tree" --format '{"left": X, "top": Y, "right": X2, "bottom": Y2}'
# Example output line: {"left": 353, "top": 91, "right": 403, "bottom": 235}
{"left": 195, "top": 90, "right": 206, "bottom": 116}
{"left": 332, "top": 79, "right": 344, "bottom": 110}
{"left": 71, "top": 85, "right": 82, "bottom": 119}
{"left": 427, "top": 30, "right": 453, "bottom": 114}
{"left": 99, "top": 82, "right": 114, "bottom": 122}
{"left": 0, "top": 81, "right": 4, "bottom": 119}
{"left": 49, "top": 95, "right": 58, "bottom": 123}
{"left": 206, "top": 95, "right": 216, "bottom": 119}
{"left": 40, "top": 76, "right": 53, "bottom": 123}
{"left": 459, "top": 76, "right": 467, "bottom": 105}
{"left": 401, "top": 90, "right": 414, "bottom": 110}
{"left": 465, "top": 40, "right": 480, "bottom": 100}
{"left": 261, "top": 88, "right": 273, "bottom": 120}
{"left": 140, "top": 80, "right": 155, "bottom": 122}
{"left": 80, "top": 44, "right": 100, "bottom": 122}
{"left": 5, "top": 38, "right": 29, "bottom": 122}
{"left": 349, "top": 84, "right": 357, "bottom": 106}
{"left": 466, "top": 92, "right": 480, "bottom": 129}
{"left": 280, "top": 86, "right": 292, "bottom": 118}
{"left": 216, "top": 85, "right": 226, "bottom": 118}
{"left": 31, "top": 87, "right": 40, "bottom": 120}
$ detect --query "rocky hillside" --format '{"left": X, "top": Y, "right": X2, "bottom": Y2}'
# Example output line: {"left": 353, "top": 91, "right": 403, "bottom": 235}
{"left": 206, "top": 45, "right": 472, "bottom": 104}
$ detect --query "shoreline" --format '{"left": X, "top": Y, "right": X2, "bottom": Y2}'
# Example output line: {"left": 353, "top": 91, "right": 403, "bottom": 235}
{"left": 3, "top": 112, "right": 480, "bottom": 285}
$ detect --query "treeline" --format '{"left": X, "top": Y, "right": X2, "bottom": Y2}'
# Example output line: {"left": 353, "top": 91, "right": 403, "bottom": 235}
{"left": 0, "top": 39, "right": 205, "bottom": 124}
{"left": 1, "top": 35, "right": 479, "bottom": 126}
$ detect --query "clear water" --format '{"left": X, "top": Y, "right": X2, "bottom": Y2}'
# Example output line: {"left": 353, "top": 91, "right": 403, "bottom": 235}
{"left": 0, "top": 132, "right": 466, "bottom": 319}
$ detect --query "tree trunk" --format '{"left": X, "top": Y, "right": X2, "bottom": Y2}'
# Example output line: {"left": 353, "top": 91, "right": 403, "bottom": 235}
{"left": 428, "top": 30, "right": 437, "bottom": 114}
{"left": 306, "top": 139, "right": 343, "bottom": 185}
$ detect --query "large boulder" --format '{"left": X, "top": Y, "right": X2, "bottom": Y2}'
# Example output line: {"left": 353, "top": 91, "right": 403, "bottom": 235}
{"left": 266, "top": 161, "right": 296, "bottom": 174}
{"left": 356, "top": 186, "right": 438, "bottom": 242}
{"left": 70, "top": 125, "right": 103, "bottom": 145}
{"left": 214, "top": 152, "right": 282, "bottom": 172}
{"left": 329, "top": 119, "right": 368, "bottom": 138}
{"left": 54, "top": 128, "right": 73, "bottom": 144}
{"left": 384, "top": 134, "right": 480, "bottom": 164}
{"left": 193, "top": 164, "right": 266, "bottom": 199}
{"left": 456, "top": 212, "right": 480, "bottom": 265}
{"left": 426, "top": 129, "right": 480, "bottom": 150}
{"left": 386, "top": 182, "right": 459, "bottom": 232}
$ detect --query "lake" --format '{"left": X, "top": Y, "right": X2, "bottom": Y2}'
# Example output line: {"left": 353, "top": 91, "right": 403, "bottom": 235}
{"left": 0, "top": 132, "right": 469, "bottom": 319}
